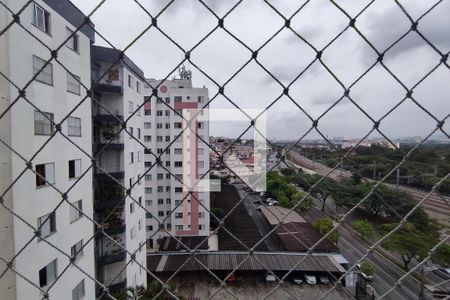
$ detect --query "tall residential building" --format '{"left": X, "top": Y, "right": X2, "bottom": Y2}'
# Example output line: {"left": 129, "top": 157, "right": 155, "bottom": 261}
{"left": 91, "top": 45, "right": 147, "bottom": 292}
{"left": 0, "top": 1, "right": 96, "bottom": 299}
{"left": 143, "top": 69, "right": 211, "bottom": 250}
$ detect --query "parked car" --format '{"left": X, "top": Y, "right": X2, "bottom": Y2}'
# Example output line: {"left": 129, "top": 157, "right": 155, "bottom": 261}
{"left": 266, "top": 197, "right": 274, "bottom": 203}
{"left": 319, "top": 276, "right": 330, "bottom": 284}
{"left": 265, "top": 273, "right": 276, "bottom": 282}
{"left": 260, "top": 192, "right": 267, "bottom": 197}
{"left": 253, "top": 199, "right": 261, "bottom": 204}
{"left": 356, "top": 263, "right": 373, "bottom": 281}
{"left": 225, "top": 273, "right": 237, "bottom": 283}
{"left": 293, "top": 278, "right": 303, "bottom": 285}
{"left": 304, "top": 274, "right": 317, "bottom": 285}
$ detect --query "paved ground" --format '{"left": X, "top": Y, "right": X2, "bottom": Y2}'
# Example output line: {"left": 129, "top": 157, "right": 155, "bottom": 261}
{"left": 173, "top": 272, "right": 350, "bottom": 300}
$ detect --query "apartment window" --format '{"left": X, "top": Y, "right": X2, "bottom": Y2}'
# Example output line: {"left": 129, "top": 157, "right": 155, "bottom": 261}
{"left": 70, "top": 200, "right": 83, "bottom": 222}
{"left": 157, "top": 110, "right": 163, "bottom": 116}
{"left": 166, "top": 223, "right": 172, "bottom": 230}
{"left": 198, "top": 161, "right": 204, "bottom": 168}
{"left": 39, "top": 259, "right": 57, "bottom": 288}
{"left": 137, "top": 81, "right": 141, "bottom": 93}
{"left": 129, "top": 177, "right": 134, "bottom": 187}
{"left": 165, "top": 123, "right": 170, "bottom": 129}
{"left": 33, "top": 56, "right": 53, "bottom": 85}
{"left": 165, "top": 97, "right": 170, "bottom": 103}
{"left": 137, "top": 128, "right": 141, "bottom": 139}
{"left": 198, "top": 148, "right": 205, "bottom": 155}
{"left": 166, "top": 198, "right": 171, "bottom": 204}
{"left": 32, "top": 3, "right": 51, "bottom": 34}
{"left": 145, "top": 200, "right": 152, "bottom": 206}
{"left": 37, "top": 212, "right": 56, "bottom": 238}
{"left": 175, "top": 187, "right": 183, "bottom": 193}
{"left": 68, "top": 159, "right": 81, "bottom": 179}
{"left": 175, "top": 200, "right": 181, "bottom": 205}
{"left": 165, "top": 110, "right": 170, "bottom": 116}
{"left": 36, "top": 162, "right": 55, "bottom": 187}
{"left": 72, "top": 279, "right": 85, "bottom": 300}
{"left": 65, "top": 27, "right": 79, "bottom": 52}
{"left": 174, "top": 122, "right": 182, "bottom": 129}
{"left": 130, "top": 226, "right": 136, "bottom": 239}
{"left": 146, "top": 212, "right": 153, "bottom": 218}
{"left": 157, "top": 98, "right": 163, "bottom": 104}
{"left": 67, "top": 73, "right": 81, "bottom": 95}
{"left": 70, "top": 240, "right": 83, "bottom": 260}
{"left": 156, "top": 123, "right": 163, "bottom": 129}
{"left": 137, "top": 151, "right": 142, "bottom": 162}
{"left": 145, "top": 175, "right": 152, "bottom": 181}
{"left": 165, "top": 161, "right": 171, "bottom": 167}
{"left": 199, "top": 212, "right": 205, "bottom": 218}
{"left": 130, "top": 202, "right": 135, "bottom": 214}
{"left": 130, "top": 152, "right": 134, "bottom": 164}
{"left": 199, "top": 224, "right": 205, "bottom": 230}
{"left": 175, "top": 109, "right": 182, "bottom": 116}
{"left": 128, "top": 75, "right": 134, "bottom": 88}
{"left": 157, "top": 186, "right": 163, "bottom": 192}
{"left": 174, "top": 161, "right": 182, "bottom": 167}
{"left": 139, "top": 196, "right": 142, "bottom": 205}
{"left": 174, "top": 148, "right": 182, "bottom": 155}
{"left": 175, "top": 213, "right": 183, "bottom": 219}
{"left": 145, "top": 162, "right": 152, "bottom": 168}
{"left": 157, "top": 148, "right": 163, "bottom": 154}
{"left": 165, "top": 135, "right": 170, "bottom": 142}
{"left": 67, "top": 117, "right": 81, "bottom": 136}
{"left": 157, "top": 136, "right": 163, "bottom": 142}
{"left": 174, "top": 96, "right": 182, "bottom": 103}
{"left": 144, "top": 135, "right": 151, "bottom": 142}
{"left": 165, "top": 173, "right": 170, "bottom": 179}
{"left": 146, "top": 225, "right": 153, "bottom": 231}
{"left": 138, "top": 219, "right": 142, "bottom": 230}
{"left": 175, "top": 225, "right": 183, "bottom": 230}
{"left": 198, "top": 122, "right": 204, "bottom": 129}
{"left": 198, "top": 96, "right": 204, "bottom": 103}
{"left": 158, "top": 211, "right": 164, "bottom": 217}
{"left": 175, "top": 174, "right": 182, "bottom": 180}
{"left": 34, "top": 111, "right": 54, "bottom": 135}
{"left": 157, "top": 198, "right": 164, "bottom": 205}
{"left": 144, "top": 109, "right": 151, "bottom": 116}
{"left": 144, "top": 122, "right": 151, "bottom": 129}
{"left": 157, "top": 173, "right": 163, "bottom": 180}
{"left": 165, "top": 186, "right": 171, "bottom": 192}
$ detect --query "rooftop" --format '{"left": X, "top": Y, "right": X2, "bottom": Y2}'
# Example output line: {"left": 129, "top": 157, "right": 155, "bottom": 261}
{"left": 260, "top": 206, "right": 307, "bottom": 226}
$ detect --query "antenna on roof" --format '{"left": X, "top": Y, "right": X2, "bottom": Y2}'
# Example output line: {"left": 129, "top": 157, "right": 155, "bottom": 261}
{"left": 178, "top": 64, "right": 192, "bottom": 81}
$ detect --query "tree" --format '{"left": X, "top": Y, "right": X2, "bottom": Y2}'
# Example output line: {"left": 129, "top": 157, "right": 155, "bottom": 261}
{"left": 379, "top": 223, "right": 437, "bottom": 270}
{"left": 351, "top": 220, "right": 375, "bottom": 240}
{"left": 360, "top": 260, "right": 375, "bottom": 276}
{"left": 313, "top": 218, "right": 339, "bottom": 244}
{"left": 433, "top": 244, "right": 450, "bottom": 266}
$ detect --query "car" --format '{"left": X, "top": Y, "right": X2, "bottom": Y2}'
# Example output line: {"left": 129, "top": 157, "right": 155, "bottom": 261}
{"left": 256, "top": 206, "right": 263, "bottom": 211}
{"left": 304, "top": 274, "right": 317, "bottom": 285}
{"left": 225, "top": 273, "right": 237, "bottom": 283}
{"left": 253, "top": 199, "right": 261, "bottom": 204}
{"left": 319, "top": 276, "right": 330, "bottom": 284}
{"left": 266, "top": 197, "right": 274, "bottom": 203}
{"left": 260, "top": 192, "right": 267, "bottom": 197}
{"left": 433, "top": 268, "right": 450, "bottom": 279}
{"left": 265, "top": 273, "right": 276, "bottom": 282}
{"left": 293, "top": 278, "right": 303, "bottom": 285}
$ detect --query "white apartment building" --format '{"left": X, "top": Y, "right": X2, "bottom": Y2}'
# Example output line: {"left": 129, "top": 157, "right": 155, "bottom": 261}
{"left": 143, "top": 69, "right": 211, "bottom": 249}
{"left": 91, "top": 45, "right": 147, "bottom": 292}
{"left": 0, "top": 1, "right": 95, "bottom": 299}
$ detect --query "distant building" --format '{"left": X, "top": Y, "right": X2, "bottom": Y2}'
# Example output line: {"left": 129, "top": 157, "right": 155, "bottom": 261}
{"left": 143, "top": 70, "right": 211, "bottom": 250}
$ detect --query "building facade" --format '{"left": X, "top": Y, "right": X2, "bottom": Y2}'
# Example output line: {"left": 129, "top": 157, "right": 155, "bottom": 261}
{"left": 91, "top": 46, "right": 147, "bottom": 291}
{"left": 0, "top": 1, "right": 96, "bottom": 299}
{"left": 143, "top": 71, "right": 211, "bottom": 249}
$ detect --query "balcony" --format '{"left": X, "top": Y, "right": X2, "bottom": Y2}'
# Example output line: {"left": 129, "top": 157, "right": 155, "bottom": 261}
{"left": 93, "top": 82, "right": 123, "bottom": 94}
{"left": 94, "top": 170, "right": 125, "bottom": 181}
{"left": 94, "top": 114, "right": 124, "bottom": 124}
{"left": 94, "top": 183, "right": 125, "bottom": 211}
{"left": 97, "top": 250, "right": 126, "bottom": 266}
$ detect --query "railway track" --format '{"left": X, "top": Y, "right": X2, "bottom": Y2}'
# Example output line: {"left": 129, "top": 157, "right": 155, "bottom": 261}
{"left": 285, "top": 150, "right": 450, "bottom": 215}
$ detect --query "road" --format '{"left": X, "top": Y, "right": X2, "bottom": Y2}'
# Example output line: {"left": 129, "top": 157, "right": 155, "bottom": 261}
{"left": 234, "top": 182, "right": 281, "bottom": 252}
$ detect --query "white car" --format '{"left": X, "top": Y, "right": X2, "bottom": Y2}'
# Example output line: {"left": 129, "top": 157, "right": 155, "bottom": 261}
{"left": 319, "top": 276, "right": 330, "bottom": 284}
{"left": 265, "top": 273, "right": 276, "bottom": 282}
{"left": 304, "top": 274, "right": 317, "bottom": 285}
{"left": 293, "top": 278, "right": 303, "bottom": 285}
{"left": 266, "top": 198, "right": 274, "bottom": 203}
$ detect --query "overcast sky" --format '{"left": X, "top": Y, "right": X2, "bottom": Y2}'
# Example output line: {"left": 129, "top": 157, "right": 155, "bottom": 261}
{"left": 72, "top": 0, "right": 450, "bottom": 141}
